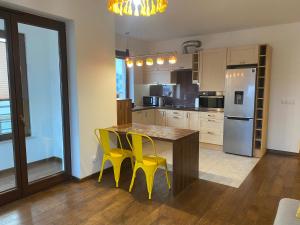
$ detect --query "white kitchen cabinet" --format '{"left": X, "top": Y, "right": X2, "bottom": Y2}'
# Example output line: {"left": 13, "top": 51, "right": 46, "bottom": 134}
{"left": 166, "top": 110, "right": 188, "bottom": 129}
{"left": 132, "top": 109, "right": 155, "bottom": 125}
{"left": 155, "top": 109, "right": 167, "bottom": 126}
{"left": 187, "top": 111, "right": 200, "bottom": 131}
{"left": 199, "top": 48, "right": 227, "bottom": 91}
{"left": 227, "top": 45, "right": 259, "bottom": 66}
{"left": 199, "top": 112, "right": 224, "bottom": 145}
{"left": 132, "top": 111, "right": 144, "bottom": 124}
{"left": 173, "top": 53, "right": 193, "bottom": 70}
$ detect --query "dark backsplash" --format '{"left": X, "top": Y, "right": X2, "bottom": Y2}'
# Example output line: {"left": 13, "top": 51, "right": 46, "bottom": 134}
{"left": 149, "top": 71, "right": 199, "bottom": 107}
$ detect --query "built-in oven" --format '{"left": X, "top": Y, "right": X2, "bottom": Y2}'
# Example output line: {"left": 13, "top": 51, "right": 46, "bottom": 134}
{"left": 198, "top": 91, "right": 224, "bottom": 109}
{"left": 143, "top": 96, "right": 159, "bottom": 106}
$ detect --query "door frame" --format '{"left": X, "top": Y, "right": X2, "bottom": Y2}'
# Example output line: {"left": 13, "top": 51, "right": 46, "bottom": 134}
{"left": 0, "top": 6, "right": 71, "bottom": 204}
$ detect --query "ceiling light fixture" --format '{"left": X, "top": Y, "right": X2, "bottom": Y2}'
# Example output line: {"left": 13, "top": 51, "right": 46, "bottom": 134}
{"left": 168, "top": 55, "right": 177, "bottom": 64}
{"left": 146, "top": 58, "right": 154, "bottom": 66}
{"left": 156, "top": 57, "right": 165, "bottom": 65}
{"left": 136, "top": 59, "right": 144, "bottom": 67}
{"left": 107, "top": 0, "right": 168, "bottom": 17}
{"left": 126, "top": 58, "right": 134, "bottom": 68}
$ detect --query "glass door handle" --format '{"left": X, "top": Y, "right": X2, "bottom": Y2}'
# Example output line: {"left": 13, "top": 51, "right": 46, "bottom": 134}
{"left": 19, "top": 115, "right": 25, "bottom": 125}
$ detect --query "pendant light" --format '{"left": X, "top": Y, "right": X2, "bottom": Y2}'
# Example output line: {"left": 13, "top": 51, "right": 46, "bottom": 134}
{"left": 168, "top": 55, "right": 177, "bottom": 64}
{"left": 156, "top": 57, "right": 165, "bottom": 65}
{"left": 146, "top": 58, "right": 154, "bottom": 66}
{"left": 136, "top": 59, "right": 144, "bottom": 67}
{"left": 107, "top": 0, "right": 168, "bottom": 17}
{"left": 126, "top": 58, "right": 134, "bottom": 68}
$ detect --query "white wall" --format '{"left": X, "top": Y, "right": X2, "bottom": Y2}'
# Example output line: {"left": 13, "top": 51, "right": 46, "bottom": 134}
{"left": 0, "top": 0, "right": 117, "bottom": 178}
{"left": 146, "top": 22, "right": 300, "bottom": 153}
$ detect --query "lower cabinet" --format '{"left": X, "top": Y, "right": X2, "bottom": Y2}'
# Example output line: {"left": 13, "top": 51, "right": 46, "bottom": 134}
{"left": 133, "top": 109, "right": 224, "bottom": 145}
{"left": 155, "top": 109, "right": 167, "bottom": 126}
{"left": 199, "top": 112, "right": 224, "bottom": 145}
{"left": 132, "top": 109, "right": 155, "bottom": 125}
{"left": 166, "top": 110, "right": 188, "bottom": 129}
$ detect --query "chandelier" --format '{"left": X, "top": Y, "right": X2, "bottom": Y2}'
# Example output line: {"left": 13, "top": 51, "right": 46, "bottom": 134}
{"left": 107, "top": 0, "right": 168, "bottom": 16}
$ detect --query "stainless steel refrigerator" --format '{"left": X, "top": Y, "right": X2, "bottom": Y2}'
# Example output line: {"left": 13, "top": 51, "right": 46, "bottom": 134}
{"left": 223, "top": 67, "right": 257, "bottom": 157}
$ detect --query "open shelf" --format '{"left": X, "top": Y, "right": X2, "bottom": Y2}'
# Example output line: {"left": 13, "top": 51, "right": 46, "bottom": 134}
{"left": 253, "top": 44, "right": 271, "bottom": 158}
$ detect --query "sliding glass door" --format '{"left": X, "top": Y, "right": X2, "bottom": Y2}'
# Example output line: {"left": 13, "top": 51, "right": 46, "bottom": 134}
{"left": 0, "top": 7, "right": 71, "bottom": 205}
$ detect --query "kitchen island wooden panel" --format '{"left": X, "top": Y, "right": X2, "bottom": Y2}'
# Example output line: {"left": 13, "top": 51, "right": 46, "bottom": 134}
{"left": 109, "top": 123, "right": 199, "bottom": 196}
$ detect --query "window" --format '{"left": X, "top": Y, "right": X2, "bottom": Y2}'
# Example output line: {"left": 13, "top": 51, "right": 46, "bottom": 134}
{"left": 0, "top": 32, "right": 31, "bottom": 141}
{"left": 116, "top": 58, "right": 126, "bottom": 99}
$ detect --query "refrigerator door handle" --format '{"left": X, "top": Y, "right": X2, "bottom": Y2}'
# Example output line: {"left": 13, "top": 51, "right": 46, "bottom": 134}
{"left": 226, "top": 116, "right": 253, "bottom": 121}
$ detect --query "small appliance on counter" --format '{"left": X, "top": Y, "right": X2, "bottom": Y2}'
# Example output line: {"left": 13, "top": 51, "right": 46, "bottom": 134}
{"left": 198, "top": 91, "right": 224, "bottom": 109}
{"left": 223, "top": 67, "right": 257, "bottom": 157}
{"left": 158, "top": 97, "right": 165, "bottom": 107}
{"left": 143, "top": 96, "right": 159, "bottom": 107}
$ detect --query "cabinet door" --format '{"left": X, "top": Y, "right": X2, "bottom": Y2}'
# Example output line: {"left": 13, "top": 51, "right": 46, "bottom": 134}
{"left": 143, "top": 109, "right": 155, "bottom": 125}
{"left": 227, "top": 45, "right": 259, "bottom": 65}
{"left": 187, "top": 111, "right": 200, "bottom": 130}
{"left": 166, "top": 110, "right": 188, "bottom": 129}
{"left": 132, "top": 111, "right": 143, "bottom": 124}
{"left": 143, "top": 70, "right": 171, "bottom": 85}
{"left": 155, "top": 110, "right": 167, "bottom": 126}
{"left": 199, "top": 48, "right": 227, "bottom": 91}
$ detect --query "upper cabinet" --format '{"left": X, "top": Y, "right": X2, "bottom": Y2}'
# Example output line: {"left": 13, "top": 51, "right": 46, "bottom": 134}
{"left": 227, "top": 45, "right": 259, "bottom": 66}
{"left": 199, "top": 48, "right": 227, "bottom": 91}
{"left": 173, "top": 54, "right": 193, "bottom": 70}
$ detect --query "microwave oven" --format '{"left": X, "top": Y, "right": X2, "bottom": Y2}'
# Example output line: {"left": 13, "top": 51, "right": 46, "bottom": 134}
{"left": 198, "top": 91, "right": 224, "bottom": 109}
{"left": 143, "top": 96, "right": 159, "bottom": 107}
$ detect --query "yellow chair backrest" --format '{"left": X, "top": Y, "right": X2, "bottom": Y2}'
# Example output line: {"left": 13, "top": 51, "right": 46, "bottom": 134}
{"left": 94, "top": 128, "right": 123, "bottom": 156}
{"left": 126, "top": 132, "right": 157, "bottom": 163}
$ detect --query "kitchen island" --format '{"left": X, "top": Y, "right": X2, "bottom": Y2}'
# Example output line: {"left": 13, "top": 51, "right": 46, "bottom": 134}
{"left": 109, "top": 123, "right": 199, "bottom": 196}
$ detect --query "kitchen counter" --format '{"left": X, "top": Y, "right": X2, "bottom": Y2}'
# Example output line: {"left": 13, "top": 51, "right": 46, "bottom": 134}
{"left": 132, "top": 106, "right": 224, "bottom": 113}
{"left": 108, "top": 123, "right": 199, "bottom": 195}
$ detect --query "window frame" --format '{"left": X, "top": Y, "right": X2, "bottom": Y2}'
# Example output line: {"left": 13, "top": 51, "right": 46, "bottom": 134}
{"left": 115, "top": 49, "right": 130, "bottom": 99}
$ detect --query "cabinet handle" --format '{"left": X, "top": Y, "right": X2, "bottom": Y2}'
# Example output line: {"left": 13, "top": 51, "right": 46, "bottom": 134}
{"left": 208, "top": 114, "right": 215, "bottom": 117}
{"left": 207, "top": 131, "right": 214, "bottom": 135}
{"left": 208, "top": 119, "right": 216, "bottom": 122}
{"left": 173, "top": 116, "right": 179, "bottom": 119}
{"left": 187, "top": 113, "right": 189, "bottom": 119}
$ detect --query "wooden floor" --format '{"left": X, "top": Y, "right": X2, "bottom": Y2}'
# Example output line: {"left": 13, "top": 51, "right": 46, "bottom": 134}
{"left": 0, "top": 159, "right": 62, "bottom": 192}
{"left": 0, "top": 153, "right": 299, "bottom": 225}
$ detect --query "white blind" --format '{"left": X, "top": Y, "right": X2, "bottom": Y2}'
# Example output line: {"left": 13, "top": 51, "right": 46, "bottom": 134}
{"left": 0, "top": 40, "right": 9, "bottom": 100}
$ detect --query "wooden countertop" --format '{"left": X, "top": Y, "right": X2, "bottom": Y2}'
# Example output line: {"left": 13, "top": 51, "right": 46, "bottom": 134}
{"left": 108, "top": 123, "right": 199, "bottom": 142}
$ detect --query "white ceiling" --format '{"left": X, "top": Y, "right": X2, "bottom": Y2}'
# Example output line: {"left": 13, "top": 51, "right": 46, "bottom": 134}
{"left": 115, "top": 0, "right": 300, "bottom": 41}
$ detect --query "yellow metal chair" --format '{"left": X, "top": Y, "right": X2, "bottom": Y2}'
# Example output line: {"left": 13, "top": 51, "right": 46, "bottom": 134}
{"left": 126, "top": 132, "right": 171, "bottom": 199}
{"left": 94, "top": 128, "right": 134, "bottom": 188}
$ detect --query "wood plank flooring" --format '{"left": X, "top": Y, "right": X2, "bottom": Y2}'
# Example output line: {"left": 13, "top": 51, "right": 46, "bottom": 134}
{"left": 0, "top": 153, "right": 299, "bottom": 225}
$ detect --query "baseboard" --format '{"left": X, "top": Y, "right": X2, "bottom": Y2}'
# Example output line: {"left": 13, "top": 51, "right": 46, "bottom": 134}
{"left": 71, "top": 166, "right": 113, "bottom": 182}
{"left": 267, "top": 149, "right": 300, "bottom": 158}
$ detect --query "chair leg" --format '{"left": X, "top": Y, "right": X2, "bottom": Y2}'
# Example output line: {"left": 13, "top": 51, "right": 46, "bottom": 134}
{"left": 164, "top": 163, "right": 171, "bottom": 189}
{"left": 112, "top": 162, "right": 122, "bottom": 188}
{"left": 146, "top": 170, "right": 155, "bottom": 200}
{"left": 98, "top": 157, "right": 107, "bottom": 183}
{"left": 129, "top": 164, "right": 138, "bottom": 192}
